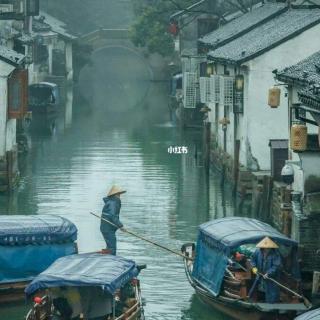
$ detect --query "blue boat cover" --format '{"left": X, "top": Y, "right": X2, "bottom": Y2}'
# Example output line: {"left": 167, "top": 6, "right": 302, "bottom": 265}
{"left": 199, "top": 217, "right": 297, "bottom": 253}
{"left": 192, "top": 217, "right": 298, "bottom": 297}
{"left": 25, "top": 253, "right": 139, "bottom": 296}
{"left": 295, "top": 309, "right": 320, "bottom": 320}
{"left": 0, "top": 243, "right": 77, "bottom": 284}
{"left": 0, "top": 215, "right": 77, "bottom": 245}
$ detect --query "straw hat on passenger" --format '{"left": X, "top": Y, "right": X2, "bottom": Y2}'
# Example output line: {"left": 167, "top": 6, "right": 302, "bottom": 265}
{"left": 107, "top": 185, "right": 126, "bottom": 197}
{"left": 256, "top": 237, "right": 279, "bottom": 249}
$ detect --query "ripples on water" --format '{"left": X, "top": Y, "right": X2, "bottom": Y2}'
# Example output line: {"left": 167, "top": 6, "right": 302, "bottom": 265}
{"left": 0, "top": 56, "right": 235, "bottom": 320}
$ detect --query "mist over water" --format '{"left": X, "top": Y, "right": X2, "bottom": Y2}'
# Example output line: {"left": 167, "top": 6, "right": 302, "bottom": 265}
{"left": 0, "top": 2, "right": 236, "bottom": 319}
{"left": 0, "top": 44, "right": 235, "bottom": 319}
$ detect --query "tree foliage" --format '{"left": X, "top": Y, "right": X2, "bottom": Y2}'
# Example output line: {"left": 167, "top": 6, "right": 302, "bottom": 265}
{"left": 130, "top": 0, "right": 265, "bottom": 56}
{"left": 130, "top": 0, "right": 194, "bottom": 56}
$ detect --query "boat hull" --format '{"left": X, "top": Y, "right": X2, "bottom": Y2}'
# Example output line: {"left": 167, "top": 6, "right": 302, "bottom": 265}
{"left": 181, "top": 243, "right": 305, "bottom": 320}
{"left": 25, "top": 281, "right": 144, "bottom": 320}
{"left": 0, "top": 281, "right": 29, "bottom": 304}
{"left": 195, "top": 286, "right": 284, "bottom": 320}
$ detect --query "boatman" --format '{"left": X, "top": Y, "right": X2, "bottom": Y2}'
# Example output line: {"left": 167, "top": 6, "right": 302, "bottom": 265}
{"left": 100, "top": 185, "right": 126, "bottom": 255}
{"left": 250, "top": 237, "right": 281, "bottom": 303}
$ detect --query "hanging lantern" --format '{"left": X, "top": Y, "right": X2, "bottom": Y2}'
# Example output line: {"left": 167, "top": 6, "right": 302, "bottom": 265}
{"left": 235, "top": 74, "right": 244, "bottom": 91}
{"left": 290, "top": 123, "right": 307, "bottom": 152}
{"left": 268, "top": 87, "right": 281, "bottom": 108}
{"left": 206, "top": 63, "right": 214, "bottom": 76}
{"left": 234, "top": 74, "right": 244, "bottom": 113}
{"left": 168, "top": 21, "right": 179, "bottom": 36}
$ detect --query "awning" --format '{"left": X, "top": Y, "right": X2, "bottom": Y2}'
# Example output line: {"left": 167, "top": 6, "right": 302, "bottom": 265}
{"left": 199, "top": 217, "right": 297, "bottom": 252}
{"left": 25, "top": 253, "right": 140, "bottom": 296}
{"left": 0, "top": 215, "right": 77, "bottom": 245}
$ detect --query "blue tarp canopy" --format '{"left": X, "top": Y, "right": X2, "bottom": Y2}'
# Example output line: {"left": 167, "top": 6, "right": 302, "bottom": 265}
{"left": 192, "top": 217, "right": 298, "bottom": 297}
{"left": 0, "top": 215, "right": 77, "bottom": 245}
{"left": 25, "top": 253, "right": 139, "bottom": 296}
{"left": 295, "top": 309, "right": 320, "bottom": 320}
{"left": 199, "top": 217, "right": 297, "bottom": 252}
{"left": 0, "top": 243, "right": 76, "bottom": 284}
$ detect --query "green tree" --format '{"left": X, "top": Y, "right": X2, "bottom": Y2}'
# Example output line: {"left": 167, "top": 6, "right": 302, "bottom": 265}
{"left": 130, "top": 0, "right": 195, "bottom": 56}
{"left": 130, "top": 0, "right": 265, "bottom": 56}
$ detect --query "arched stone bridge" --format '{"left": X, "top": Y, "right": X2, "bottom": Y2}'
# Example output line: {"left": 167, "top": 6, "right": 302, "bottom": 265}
{"left": 78, "top": 28, "right": 131, "bottom": 51}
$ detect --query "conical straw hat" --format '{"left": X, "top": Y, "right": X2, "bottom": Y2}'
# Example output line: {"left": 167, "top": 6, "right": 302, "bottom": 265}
{"left": 256, "top": 237, "right": 279, "bottom": 249}
{"left": 107, "top": 185, "right": 126, "bottom": 197}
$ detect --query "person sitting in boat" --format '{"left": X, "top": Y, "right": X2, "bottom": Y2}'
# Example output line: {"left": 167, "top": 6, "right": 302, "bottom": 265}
{"left": 79, "top": 286, "right": 112, "bottom": 320}
{"left": 100, "top": 185, "right": 126, "bottom": 255}
{"left": 250, "top": 237, "right": 281, "bottom": 303}
{"left": 232, "top": 251, "right": 247, "bottom": 269}
{"left": 51, "top": 287, "right": 82, "bottom": 320}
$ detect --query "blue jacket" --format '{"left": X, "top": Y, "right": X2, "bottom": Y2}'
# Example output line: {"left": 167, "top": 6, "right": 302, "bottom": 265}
{"left": 100, "top": 196, "right": 123, "bottom": 233}
{"left": 251, "top": 248, "right": 281, "bottom": 303}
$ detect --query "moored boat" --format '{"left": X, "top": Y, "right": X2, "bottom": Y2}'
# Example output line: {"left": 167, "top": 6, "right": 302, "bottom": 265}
{"left": 181, "top": 217, "right": 311, "bottom": 320}
{"left": 294, "top": 308, "right": 320, "bottom": 319}
{"left": 0, "top": 215, "right": 77, "bottom": 303}
{"left": 28, "top": 82, "right": 60, "bottom": 114}
{"left": 25, "top": 253, "right": 146, "bottom": 320}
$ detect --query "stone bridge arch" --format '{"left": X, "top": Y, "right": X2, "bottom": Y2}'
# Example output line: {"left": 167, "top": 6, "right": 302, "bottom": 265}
{"left": 78, "top": 28, "right": 132, "bottom": 51}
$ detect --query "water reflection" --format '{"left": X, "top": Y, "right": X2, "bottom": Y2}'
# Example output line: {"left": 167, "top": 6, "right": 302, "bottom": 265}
{"left": 181, "top": 294, "right": 226, "bottom": 320}
{"left": 0, "top": 57, "right": 235, "bottom": 320}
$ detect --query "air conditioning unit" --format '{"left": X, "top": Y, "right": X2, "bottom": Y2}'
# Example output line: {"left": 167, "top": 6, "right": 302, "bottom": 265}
{"left": 0, "top": 4, "right": 14, "bottom": 13}
{"left": 210, "top": 75, "right": 221, "bottom": 103}
{"left": 209, "top": 75, "right": 234, "bottom": 106}
{"left": 200, "top": 77, "right": 211, "bottom": 104}
{"left": 222, "top": 76, "right": 234, "bottom": 107}
{"left": 183, "top": 72, "right": 197, "bottom": 109}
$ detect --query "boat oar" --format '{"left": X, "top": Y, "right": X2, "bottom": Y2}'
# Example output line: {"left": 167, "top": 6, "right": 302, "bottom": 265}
{"left": 90, "top": 212, "right": 193, "bottom": 261}
{"left": 259, "top": 273, "right": 311, "bottom": 308}
{"left": 229, "top": 259, "right": 311, "bottom": 307}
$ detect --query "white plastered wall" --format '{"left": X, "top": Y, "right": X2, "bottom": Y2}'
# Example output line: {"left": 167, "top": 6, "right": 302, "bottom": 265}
{"left": 0, "top": 61, "right": 16, "bottom": 158}
{"left": 239, "top": 23, "right": 320, "bottom": 170}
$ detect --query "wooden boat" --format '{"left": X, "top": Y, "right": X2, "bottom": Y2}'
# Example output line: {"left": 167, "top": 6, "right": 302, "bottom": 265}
{"left": 181, "top": 217, "right": 311, "bottom": 320}
{"left": 28, "top": 82, "right": 60, "bottom": 114}
{"left": 294, "top": 308, "right": 320, "bottom": 319}
{"left": 25, "top": 253, "right": 146, "bottom": 320}
{"left": 0, "top": 215, "right": 77, "bottom": 304}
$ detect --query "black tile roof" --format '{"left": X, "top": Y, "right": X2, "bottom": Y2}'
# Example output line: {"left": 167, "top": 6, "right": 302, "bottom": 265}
{"left": 0, "top": 45, "right": 25, "bottom": 66}
{"left": 298, "top": 86, "right": 320, "bottom": 110}
{"left": 33, "top": 18, "right": 51, "bottom": 32}
{"left": 199, "top": 3, "right": 287, "bottom": 49}
{"left": 39, "top": 11, "right": 76, "bottom": 41}
{"left": 293, "top": 0, "right": 320, "bottom": 5}
{"left": 275, "top": 51, "right": 320, "bottom": 85}
{"left": 16, "top": 33, "right": 35, "bottom": 44}
{"left": 207, "top": 8, "right": 320, "bottom": 64}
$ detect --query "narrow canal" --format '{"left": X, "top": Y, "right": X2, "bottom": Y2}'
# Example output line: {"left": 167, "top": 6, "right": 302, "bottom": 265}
{"left": 0, "top": 46, "right": 236, "bottom": 320}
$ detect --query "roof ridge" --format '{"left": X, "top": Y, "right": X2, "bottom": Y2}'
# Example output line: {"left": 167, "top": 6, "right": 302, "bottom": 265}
{"left": 199, "top": 3, "right": 288, "bottom": 50}
{"left": 207, "top": 9, "right": 320, "bottom": 65}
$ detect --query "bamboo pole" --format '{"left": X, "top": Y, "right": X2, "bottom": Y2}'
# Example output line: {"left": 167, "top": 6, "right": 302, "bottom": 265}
{"left": 229, "top": 259, "right": 311, "bottom": 307}
{"left": 90, "top": 212, "right": 193, "bottom": 260}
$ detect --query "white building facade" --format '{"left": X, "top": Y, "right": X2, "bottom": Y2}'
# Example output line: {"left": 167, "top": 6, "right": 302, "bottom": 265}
{"left": 199, "top": 4, "right": 320, "bottom": 173}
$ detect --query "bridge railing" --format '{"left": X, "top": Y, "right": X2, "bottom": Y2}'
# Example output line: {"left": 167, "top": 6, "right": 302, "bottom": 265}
{"left": 79, "top": 28, "right": 129, "bottom": 45}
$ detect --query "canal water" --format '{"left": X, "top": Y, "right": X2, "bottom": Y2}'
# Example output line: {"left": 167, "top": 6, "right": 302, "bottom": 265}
{"left": 0, "top": 46, "right": 236, "bottom": 320}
